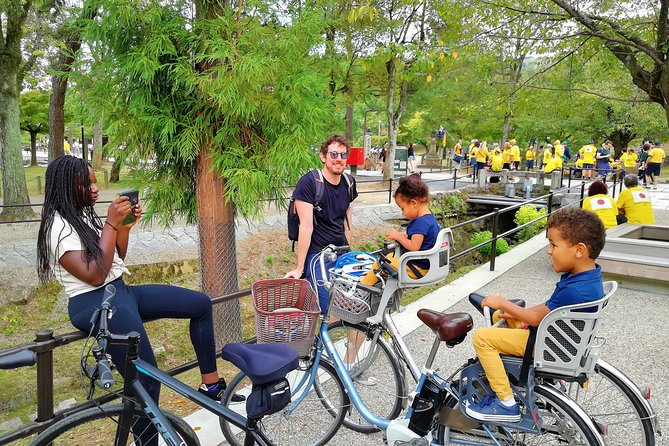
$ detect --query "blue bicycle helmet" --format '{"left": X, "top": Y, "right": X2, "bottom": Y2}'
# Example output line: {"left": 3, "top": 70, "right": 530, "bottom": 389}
{"left": 334, "top": 252, "right": 376, "bottom": 278}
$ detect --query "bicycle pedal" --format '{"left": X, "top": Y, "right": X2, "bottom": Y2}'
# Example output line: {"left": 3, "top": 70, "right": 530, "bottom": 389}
{"left": 395, "top": 438, "right": 429, "bottom": 446}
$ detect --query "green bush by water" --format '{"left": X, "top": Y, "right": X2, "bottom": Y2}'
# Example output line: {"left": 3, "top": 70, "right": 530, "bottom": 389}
{"left": 514, "top": 205, "right": 547, "bottom": 242}
{"left": 470, "top": 230, "right": 510, "bottom": 255}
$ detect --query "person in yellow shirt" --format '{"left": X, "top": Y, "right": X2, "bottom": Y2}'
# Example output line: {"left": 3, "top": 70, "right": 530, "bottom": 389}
{"left": 554, "top": 140, "right": 564, "bottom": 160}
{"left": 502, "top": 142, "right": 512, "bottom": 170}
{"left": 543, "top": 145, "right": 561, "bottom": 174}
{"left": 63, "top": 138, "right": 72, "bottom": 156}
{"left": 453, "top": 138, "right": 463, "bottom": 171}
{"left": 476, "top": 141, "right": 489, "bottom": 177}
{"left": 509, "top": 139, "right": 521, "bottom": 170}
{"left": 646, "top": 141, "right": 666, "bottom": 190}
{"left": 620, "top": 148, "right": 638, "bottom": 168}
{"left": 469, "top": 140, "right": 478, "bottom": 175}
{"left": 582, "top": 181, "right": 618, "bottom": 229}
{"left": 616, "top": 175, "right": 654, "bottom": 224}
{"left": 525, "top": 145, "right": 535, "bottom": 171}
{"left": 542, "top": 144, "right": 553, "bottom": 167}
{"left": 579, "top": 140, "right": 597, "bottom": 179}
{"left": 489, "top": 144, "right": 504, "bottom": 173}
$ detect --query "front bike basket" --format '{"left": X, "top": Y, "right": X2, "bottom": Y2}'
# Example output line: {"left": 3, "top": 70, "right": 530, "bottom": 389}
{"left": 252, "top": 279, "right": 320, "bottom": 357}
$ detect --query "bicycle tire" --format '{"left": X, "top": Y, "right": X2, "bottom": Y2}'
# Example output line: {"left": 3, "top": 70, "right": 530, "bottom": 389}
{"left": 326, "top": 320, "right": 406, "bottom": 433}
{"left": 29, "top": 403, "right": 199, "bottom": 446}
{"left": 436, "top": 384, "right": 604, "bottom": 445}
{"left": 559, "top": 360, "right": 656, "bottom": 446}
{"left": 219, "top": 359, "right": 349, "bottom": 446}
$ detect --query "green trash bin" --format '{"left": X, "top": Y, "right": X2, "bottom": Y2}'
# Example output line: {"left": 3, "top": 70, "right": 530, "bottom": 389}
{"left": 394, "top": 147, "right": 408, "bottom": 177}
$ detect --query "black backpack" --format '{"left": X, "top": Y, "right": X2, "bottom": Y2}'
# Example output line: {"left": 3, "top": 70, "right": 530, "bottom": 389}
{"left": 288, "top": 169, "right": 353, "bottom": 250}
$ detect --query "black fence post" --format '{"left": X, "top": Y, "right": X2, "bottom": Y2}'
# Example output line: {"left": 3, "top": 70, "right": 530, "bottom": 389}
{"left": 35, "top": 329, "right": 54, "bottom": 422}
{"left": 568, "top": 167, "right": 572, "bottom": 189}
{"left": 453, "top": 168, "right": 457, "bottom": 189}
{"left": 560, "top": 169, "right": 564, "bottom": 188}
{"left": 580, "top": 181, "right": 586, "bottom": 206}
{"left": 490, "top": 207, "right": 500, "bottom": 272}
{"left": 388, "top": 178, "right": 393, "bottom": 204}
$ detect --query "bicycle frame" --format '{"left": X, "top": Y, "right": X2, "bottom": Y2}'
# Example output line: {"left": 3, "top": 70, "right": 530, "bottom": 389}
{"left": 109, "top": 333, "right": 273, "bottom": 446}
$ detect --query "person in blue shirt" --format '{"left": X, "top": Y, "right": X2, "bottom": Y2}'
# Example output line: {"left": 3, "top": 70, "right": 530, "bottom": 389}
{"left": 360, "top": 173, "right": 440, "bottom": 286}
{"left": 466, "top": 208, "right": 606, "bottom": 423}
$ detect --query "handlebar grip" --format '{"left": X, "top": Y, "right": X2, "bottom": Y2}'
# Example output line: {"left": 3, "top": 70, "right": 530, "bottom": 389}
{"left": 97, "top": 359, "right": 115, "bottom": 389}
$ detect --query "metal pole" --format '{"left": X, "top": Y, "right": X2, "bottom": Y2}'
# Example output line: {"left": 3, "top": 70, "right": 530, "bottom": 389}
{"left": 490, "top": 208, "right": 500, "bottom": 271}
{"left": 35, "top": 329, "right": 54, "bottom": 422}
{"left": 568, "top": 167, "right": 572, "bottom": 189}
{"left": 388, "top": 178, "right": 393, "bottom": 204}
{"left": 453, "top": 168, "right": 457, "bottom": 189}
{"left": 547, "top": 191, "right": 554, "bottom": 216}
{"left": 612, "top": 170, "right": 618, "bottom": 199}
{"left": 580, "top": 181, "right": 586, "bottom": 206}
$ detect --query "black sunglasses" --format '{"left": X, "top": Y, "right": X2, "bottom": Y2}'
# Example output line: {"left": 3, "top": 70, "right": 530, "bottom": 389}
{"left": 327, "top": 151, "right": 349, "bottom": 159}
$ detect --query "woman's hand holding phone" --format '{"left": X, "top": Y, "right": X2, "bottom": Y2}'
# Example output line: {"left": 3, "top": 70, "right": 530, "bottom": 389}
{"left": 119, "top": 190, "right": 140, "bottom": 228}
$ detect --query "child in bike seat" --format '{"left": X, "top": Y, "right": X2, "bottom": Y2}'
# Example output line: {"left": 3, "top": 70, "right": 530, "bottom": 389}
{"left": 360, "top": 173, "right": 440, "bottom": 286}
{"left": 466, "top": 208, "right": 605, "bottom": 423}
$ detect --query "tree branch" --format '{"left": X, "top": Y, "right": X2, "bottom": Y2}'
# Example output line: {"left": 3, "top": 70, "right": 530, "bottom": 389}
{"left": 492, "top": 81, "right": 653, "bottom": 103}
{"left": 658, "top": 0, "right": 669, "bottom": 56}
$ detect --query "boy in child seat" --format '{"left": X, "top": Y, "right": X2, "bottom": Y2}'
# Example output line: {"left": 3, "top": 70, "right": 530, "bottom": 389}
{"left": 465, "top": 208, "right": 606, "bottom": 422}
{"left": 359, "top": 173, "right": 441, "bottom": 288}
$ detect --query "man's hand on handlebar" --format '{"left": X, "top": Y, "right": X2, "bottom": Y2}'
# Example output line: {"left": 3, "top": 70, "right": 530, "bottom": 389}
{"left": 284, "top": 268, "right": 303, "bottom": 279}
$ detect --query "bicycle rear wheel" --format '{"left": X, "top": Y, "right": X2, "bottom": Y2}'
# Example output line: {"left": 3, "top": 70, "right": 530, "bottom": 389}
{"left": 559, "top": 360, "right": 656, "bottom": 446}
{"left": 29, "top": 403, "right": 199, "bottom": 446}
{"left": 436, "top": 384, "right": 603, "bottom": 445}
{"left": 219, "top": 359, "right": 348, "bottom": 446}
{"left": 326, "top": 320, "right": 406, "bottom": 433}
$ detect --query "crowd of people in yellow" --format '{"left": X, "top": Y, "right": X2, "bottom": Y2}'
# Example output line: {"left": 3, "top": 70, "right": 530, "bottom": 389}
{"left": 451, "top": 136, "right": 665, "bottom": 231}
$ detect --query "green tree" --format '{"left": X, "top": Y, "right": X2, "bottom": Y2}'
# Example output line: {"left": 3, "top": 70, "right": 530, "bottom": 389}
{"left": 19, "top": 90, "right": 49, "bottom": 166}
{"left": 77, "top": 0, "right": 330, "bottom": 345}
{"left": 0, "top": 1, "right": 34, "bottom": 220}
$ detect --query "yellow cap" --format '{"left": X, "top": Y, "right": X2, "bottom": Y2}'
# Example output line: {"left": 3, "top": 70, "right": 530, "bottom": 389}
{"left": 509, "top": 139, "right": 516, "bottom": 144}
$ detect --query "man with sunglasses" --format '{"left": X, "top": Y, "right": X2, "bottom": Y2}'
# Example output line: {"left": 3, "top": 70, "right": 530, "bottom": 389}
{"left": 285, "top": 135, "right": 358, "bottom": 311}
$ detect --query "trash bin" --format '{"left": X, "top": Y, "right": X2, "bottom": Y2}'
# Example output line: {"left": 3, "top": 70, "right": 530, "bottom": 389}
{"left": 347, "top": 148, "right": 364, "bottom": 166}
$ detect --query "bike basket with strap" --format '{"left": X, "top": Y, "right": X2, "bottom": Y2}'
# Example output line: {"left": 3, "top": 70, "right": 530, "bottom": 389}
{"left": 252, "top": 278, "right": 321, "bottom": 357}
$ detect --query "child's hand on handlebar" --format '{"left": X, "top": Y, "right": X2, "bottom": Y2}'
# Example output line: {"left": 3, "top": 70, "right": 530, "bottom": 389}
{"left": 481, "top": 293, "right": 508, "bottom": 310}
{"left": 385, "top": 229, "right": 403, "bottom": 241}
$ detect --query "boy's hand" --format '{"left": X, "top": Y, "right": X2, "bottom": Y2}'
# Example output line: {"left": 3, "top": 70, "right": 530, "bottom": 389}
{"left": 482, "top": 293, "right": 507, "bottom": 310}
{"left": 385, "top": 229, "right": 403, "bottom": 241}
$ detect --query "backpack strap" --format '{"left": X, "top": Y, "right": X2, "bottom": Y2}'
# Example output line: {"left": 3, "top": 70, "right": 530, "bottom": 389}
{"left": 342, "top": 173, "right": 353, "bottom": 231}
{"left": 311, "top": 169, "right": 325, "bottom": 211}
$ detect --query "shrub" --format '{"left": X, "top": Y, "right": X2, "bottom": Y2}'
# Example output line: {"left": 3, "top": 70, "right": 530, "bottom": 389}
{"left": 514, "top": 205, "right": 547, "bottom": 242}
{"left": 470, "top": 230, "right": 510, "bottom": 255}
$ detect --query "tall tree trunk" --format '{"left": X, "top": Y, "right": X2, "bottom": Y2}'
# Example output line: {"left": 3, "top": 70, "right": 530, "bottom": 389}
{"left": 30, "top": 131, "right": 38, "bottom": 166}
{"left": 47, "top": 73, "right": 66, "bottom": 163}
{"left": 109, "top": 157, "right": 121, "bottom": 182}
{"left": 501, "top": 111, "right": 512, "bottom": 146}
{"left": 92, "top": 117, "right": 103, "bottom": 170}
{"left": 384, "top": 54, "right": 410, "bottom": 181}
{"left": 195, "top": 0, "right": 242, "bottom": 348}
{"left": 0, "top": 14, "right": 34, "bottom": 221}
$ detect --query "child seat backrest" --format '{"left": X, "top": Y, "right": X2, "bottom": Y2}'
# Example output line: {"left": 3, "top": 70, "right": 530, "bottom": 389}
{"left": 397, "top": 228, "right": 453, "bottom": 288}
{"left": 533, "top": 281, "right": 617, "bottom": 378}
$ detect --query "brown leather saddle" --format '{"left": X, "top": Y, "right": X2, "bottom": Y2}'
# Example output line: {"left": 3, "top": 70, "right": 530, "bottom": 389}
{"left": 417, "top": 309, "right": 473, "bottom": 346}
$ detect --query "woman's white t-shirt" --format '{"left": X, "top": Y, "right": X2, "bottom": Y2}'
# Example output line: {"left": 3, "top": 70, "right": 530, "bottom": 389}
{"left": 50, "top": 212, "right": 130, "bottom": 298}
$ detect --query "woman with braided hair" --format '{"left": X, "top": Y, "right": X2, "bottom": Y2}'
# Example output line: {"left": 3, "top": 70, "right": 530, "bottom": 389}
{"left": 36, "top": 156, "right": 242, "bottom": 414}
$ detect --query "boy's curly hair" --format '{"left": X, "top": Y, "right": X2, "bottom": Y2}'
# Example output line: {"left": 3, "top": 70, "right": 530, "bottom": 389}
{"left": 394, "top": 173, "right": 429, "bottom": 202}
{"left": 547, "top": 208, "right": 606, "bottom": 259}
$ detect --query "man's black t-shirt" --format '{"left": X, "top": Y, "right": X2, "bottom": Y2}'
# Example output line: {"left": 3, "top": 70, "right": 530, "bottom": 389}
{"left": 293, "top": 171, "right": 358, "bottom": 255}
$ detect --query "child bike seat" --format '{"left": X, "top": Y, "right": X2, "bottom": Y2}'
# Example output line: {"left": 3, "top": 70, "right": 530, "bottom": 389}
{"left": 417, "top": 310, "right": 473, "bottom": 345}
{"left": 221, "top": 343, "right": 299, "bottom": 385}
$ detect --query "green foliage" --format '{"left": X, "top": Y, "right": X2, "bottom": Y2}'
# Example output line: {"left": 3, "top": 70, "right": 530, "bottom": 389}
{"left": 265, "top": 255, "right": 275, "bottom": 265}
{"left": 470, "top": 230, "right": 510, "bottom": 256}
{"left": 514, "top": 205, "right": 547, "bottom": 242}
{"left": 354, "top": 241, "right": 377, "bottom": 253}
{"left": 19, "top": 90, "right": 49, "bottom": 136}
{"left": 76, "top": 1, "right": 332, "bottom": 224}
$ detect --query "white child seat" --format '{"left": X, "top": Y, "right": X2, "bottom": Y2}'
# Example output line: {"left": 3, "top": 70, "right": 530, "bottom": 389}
{"left": 533, "top": 280, "right": 617, "bottom": 379}
{"left": 397, "top": 228, "right": 453, "bottom": 288}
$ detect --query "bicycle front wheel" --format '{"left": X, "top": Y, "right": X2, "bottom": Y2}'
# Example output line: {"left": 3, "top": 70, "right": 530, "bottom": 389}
{"left": 326, "top": 320, "right": 406, "bottom": 433}
{"left": 436, "top": 384, "right": 603, "bottom": 445}
{"left": 560, "top": 360, "right": 656, "bottom": 446}
{"left": 219, "top": 359, "right": 349, "bottom": 446}
{"left": 29, "top": 403, "right": 199, "bottom": 446}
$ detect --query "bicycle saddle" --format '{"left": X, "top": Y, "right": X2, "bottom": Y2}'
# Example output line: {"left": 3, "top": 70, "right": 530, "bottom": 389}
{"left": 221, "top": 343, "right": 299, "bottom": 385}
{"left": 417, "top": 310, "right": 473, "bottom": 346}
{"left": 468, "top": 293, "right": 526, "bottom": 314}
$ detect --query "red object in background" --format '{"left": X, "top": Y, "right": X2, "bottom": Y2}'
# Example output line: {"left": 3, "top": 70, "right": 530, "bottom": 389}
{"left": 347, "top": 147, "right": 364, "bottom": 166}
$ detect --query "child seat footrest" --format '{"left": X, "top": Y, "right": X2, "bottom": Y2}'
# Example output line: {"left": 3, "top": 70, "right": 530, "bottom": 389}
{"left": 221, "top": 343, "right": 299, "bottom": 385}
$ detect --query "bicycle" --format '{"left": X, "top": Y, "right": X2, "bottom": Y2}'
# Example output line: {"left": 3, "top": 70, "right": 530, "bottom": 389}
{"left": 219, "top": 244, "right": 606, "bottom": 446}
{"left": 325, "top": 228, "right": 659, "bottom": 445}
{"left": 28, "top": 283, "right": 305, "bottom": 446}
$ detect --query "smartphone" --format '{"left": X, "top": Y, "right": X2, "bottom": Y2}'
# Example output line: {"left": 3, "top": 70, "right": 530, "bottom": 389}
{"left": 120, "top": 189, "right": 139, "bottom": 225}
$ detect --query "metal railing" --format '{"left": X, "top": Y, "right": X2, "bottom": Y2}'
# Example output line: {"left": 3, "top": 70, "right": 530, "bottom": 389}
{"left": 0, "top": 178, "right": 588, "bottom": 444}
